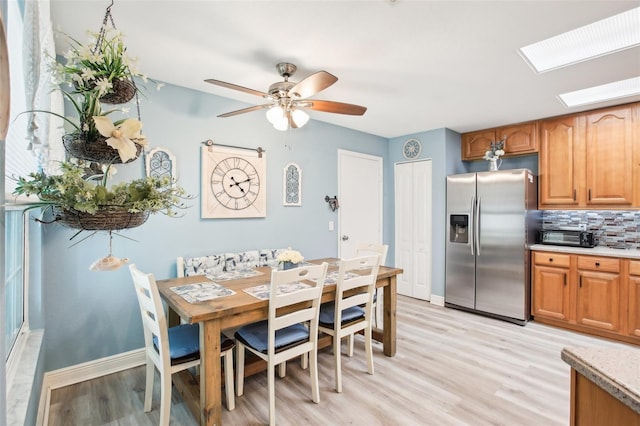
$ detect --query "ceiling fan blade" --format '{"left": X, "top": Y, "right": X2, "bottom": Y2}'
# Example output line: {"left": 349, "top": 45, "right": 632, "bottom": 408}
{"left": 305, "top": 100, "right": 367, "bottom": 116}
{"left": 218, "top": 104, "right": 271, "bottom": 118}
{"left": 204, "top": 79, "right": 268, "bottom": 98}
{"left": 288, "top": 71, "right": 338, "bottom": 99}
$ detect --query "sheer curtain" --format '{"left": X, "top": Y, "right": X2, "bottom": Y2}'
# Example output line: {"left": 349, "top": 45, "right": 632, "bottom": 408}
{"left": 23, "top": 0, "right": 64, "bottom": 176}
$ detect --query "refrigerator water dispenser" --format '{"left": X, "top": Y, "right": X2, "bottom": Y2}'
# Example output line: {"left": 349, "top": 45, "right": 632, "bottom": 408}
{"left": 450, "top": 214, "right": 469, "bottom": 243}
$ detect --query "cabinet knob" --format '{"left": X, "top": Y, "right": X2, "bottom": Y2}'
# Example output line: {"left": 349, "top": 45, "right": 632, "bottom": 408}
{"left": 595, "top": 262, "right": 600, "bottom": 267}
{"left": 549, "top": 258, "right": 553, "bottom": 262}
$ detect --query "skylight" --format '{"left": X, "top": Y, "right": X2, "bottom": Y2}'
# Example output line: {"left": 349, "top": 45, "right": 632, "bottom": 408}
{"left": 558, "top": 76, "right": 640, "bottom": 107}
{"left": 519, "top": 7, "right": 640, "bottom": 73}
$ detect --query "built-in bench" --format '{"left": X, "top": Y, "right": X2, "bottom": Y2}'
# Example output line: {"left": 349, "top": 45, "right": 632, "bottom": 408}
{"left": 176, "top": 248, "right": 287, "bottom": 281}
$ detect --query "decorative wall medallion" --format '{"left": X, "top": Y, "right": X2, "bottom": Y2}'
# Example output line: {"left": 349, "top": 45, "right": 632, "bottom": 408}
{"left": 146, "top": 147, "right": 176, "bottom": 183}
{"left": 403, "top": 138, "right": 421, "bottom": 159}
{"left": 283, "top": 162, "right": 302, "bottom": 206}
{"left": 201, "top": 145, "right": 266, "bottom": 218}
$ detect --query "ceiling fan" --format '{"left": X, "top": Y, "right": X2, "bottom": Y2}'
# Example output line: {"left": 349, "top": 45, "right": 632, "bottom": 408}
{"left": 205, "top": 62, "right": 367, "bottom": 131}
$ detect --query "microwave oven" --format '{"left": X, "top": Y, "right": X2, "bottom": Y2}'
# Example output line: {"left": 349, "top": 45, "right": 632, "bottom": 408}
{"left": 538, "top": 230, "right": 598, "bottom": 248}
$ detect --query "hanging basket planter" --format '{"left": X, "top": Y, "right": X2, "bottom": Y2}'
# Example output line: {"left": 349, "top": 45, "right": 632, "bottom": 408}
{"left": 63, "top": 133, "right": 143, "bottom": 164}
{"left": 99, "top": 78, "right": 136, "bottom": 104}
{"left": 53, "top": 206, "right": 150, "bottom": 231}
{"left": 73, "top": 78, "right": 137, "bottom": 105}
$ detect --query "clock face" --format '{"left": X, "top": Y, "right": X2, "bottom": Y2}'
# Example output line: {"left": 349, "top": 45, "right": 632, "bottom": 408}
{"left": 201, "top": 146, "right": 266, "bottom": 218}
{"left": 211, "top": 157, "right": 261, "bottom": 210}
{"left": 403, "top": 138, "right": 421, "bottom": 159}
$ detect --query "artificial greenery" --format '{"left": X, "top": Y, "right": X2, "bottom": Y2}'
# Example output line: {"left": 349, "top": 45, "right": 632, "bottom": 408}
{"left": 14, "top": 162, "right": 189, "bottom": 217}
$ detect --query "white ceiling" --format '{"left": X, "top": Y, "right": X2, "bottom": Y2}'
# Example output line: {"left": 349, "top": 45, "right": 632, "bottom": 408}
{"left": 49, "top": 0, "right": 640, "bottom": 138}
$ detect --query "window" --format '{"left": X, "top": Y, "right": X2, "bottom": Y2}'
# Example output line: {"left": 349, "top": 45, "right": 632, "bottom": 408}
{"left": 5, "top": 209, "right": 26, "bottom": 359}
{"left": 4, "top": 0, "right": 37, "bottom": 367}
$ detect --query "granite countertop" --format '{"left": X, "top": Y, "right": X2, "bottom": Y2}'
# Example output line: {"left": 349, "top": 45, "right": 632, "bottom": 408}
{"left": 561, "top": 347, "right": 640, "bottom": 414}
{"left": 531, "top": 244, "right": 640, "bottom": 260}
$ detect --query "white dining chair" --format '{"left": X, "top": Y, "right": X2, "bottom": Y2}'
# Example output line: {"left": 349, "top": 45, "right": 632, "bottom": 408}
{"left": 234, "top": 262, "right": 328, "bottom": 426}
{"left": 350, "top": 243, "right": 388, "bottom": 354}
{"left": 318, "top": 254, "right": 380, "bottom": 393}
{"left": 129, "top": 264, "right": 235, "bottom": 426}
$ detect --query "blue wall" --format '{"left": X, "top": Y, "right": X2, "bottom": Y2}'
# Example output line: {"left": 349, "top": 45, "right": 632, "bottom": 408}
{"left": 40, "top": 81, "right": 390, "bottom": 370}
{"left": 37, "top": 80, "right": 541, "bottom": 371}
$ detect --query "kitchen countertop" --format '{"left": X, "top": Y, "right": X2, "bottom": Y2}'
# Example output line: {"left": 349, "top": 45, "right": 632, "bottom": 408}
{"left": 561, "top": 347, "right": 640, "bottom": 414}
{"left": 531, "top": 244, "right": 640, "bottom": 260}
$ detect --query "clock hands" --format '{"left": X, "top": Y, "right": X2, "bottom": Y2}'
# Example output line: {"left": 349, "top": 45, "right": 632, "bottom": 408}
{"left": 229, "top": 176, "right": 252, "bottom": 193}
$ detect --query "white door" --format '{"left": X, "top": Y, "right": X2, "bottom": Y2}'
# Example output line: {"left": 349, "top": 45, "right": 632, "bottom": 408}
{"left": 338, "top": 149, "right": 383, "bottom": 258}
{"left": 395, "top": 160, "right": 432, "bottom": 300}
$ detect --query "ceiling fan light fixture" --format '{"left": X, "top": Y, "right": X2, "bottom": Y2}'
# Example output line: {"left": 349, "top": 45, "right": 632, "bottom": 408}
{"left": 273, "top": 116, "right": 289, "bottom": 131}
{"left": 291, "top": 109, "right": 309, "bottom": 127}
{"left": 266, "top": 105, "right": 285, "bottom": 124}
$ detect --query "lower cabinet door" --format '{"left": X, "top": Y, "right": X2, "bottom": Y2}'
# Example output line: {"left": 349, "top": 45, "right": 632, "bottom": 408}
{"left": 533, "top": 265, "right": 570, "bottom": 321}
{"left": 576, "top": 271, "right": 621, "bottom": 332}
{"left": 629, "top": 275, "right": 640, "bottom": 338}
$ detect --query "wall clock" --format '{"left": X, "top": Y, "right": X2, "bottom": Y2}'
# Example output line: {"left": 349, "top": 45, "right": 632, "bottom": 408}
{"left": 403, "top": 138, "right": 421, "bottom": 159}
{"left": 201, "top": 145, "right": 266, "bottom": 218}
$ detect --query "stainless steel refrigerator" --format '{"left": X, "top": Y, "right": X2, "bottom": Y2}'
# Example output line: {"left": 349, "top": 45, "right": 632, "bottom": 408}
{"left": 445, "top": 169, "right": 539, "bottom": 325}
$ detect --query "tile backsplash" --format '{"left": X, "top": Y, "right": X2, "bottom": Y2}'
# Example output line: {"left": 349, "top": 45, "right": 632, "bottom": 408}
{"left": 542, "top": 210, "right": 640, "bottom": 249}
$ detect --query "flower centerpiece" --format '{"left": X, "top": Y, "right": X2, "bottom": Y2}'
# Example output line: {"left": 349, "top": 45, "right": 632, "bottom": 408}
{"left": 277, "top": 248, "right": 304, "bottom": 270}
{"left": 483, "top": 140, "right": 505, "bottom": 171}
{"left": 13, "top": 162, "right": 190, "bottom": 231}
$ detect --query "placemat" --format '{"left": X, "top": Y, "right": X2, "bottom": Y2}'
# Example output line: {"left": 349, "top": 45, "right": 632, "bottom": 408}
{"left": 243, "top": 282, "right": 310, "bottom": 300}
{"left": 171, "top": 282, "right": 236, "bottom": 303}
{"left": 324, "top": 270, "right": 360, "bottom": 285}
{"left": 206, "top": 268, "right": 264, "bottom": 282}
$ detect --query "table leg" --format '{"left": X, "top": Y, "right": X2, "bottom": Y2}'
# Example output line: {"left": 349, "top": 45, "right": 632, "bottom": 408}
{"left": 382, "top": 275, "right": 397, "bottom": 356}
{"left": 200, "top": 320, "right": 222, "bottom": 426}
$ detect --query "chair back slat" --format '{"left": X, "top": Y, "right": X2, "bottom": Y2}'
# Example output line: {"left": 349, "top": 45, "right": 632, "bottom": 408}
{"left": 355, "top": 243, "right": 388, "bottom": 266}
{"left": 130, "top": 265, "right": 171, "bottom": 365}
{"left": 334, "top": 255, "right": 380, "bottom": 326}
{"left": 267, "top": 263, "right": 327, "bottom": 355}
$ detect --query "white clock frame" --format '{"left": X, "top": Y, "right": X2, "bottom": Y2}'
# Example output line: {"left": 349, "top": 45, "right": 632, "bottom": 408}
{"left": 201, "top": 145, "right": 267, "bottom": 219}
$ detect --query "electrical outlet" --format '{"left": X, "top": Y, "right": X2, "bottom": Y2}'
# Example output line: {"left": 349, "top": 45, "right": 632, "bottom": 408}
{"left": 328, "top": 221, "right": 334, "bottom": 231}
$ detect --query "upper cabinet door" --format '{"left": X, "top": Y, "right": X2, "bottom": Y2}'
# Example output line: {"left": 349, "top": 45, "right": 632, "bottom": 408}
{"left": 585, "top": 105, "right": 634, "bottom": 206}
{"left": 498, "top": 122, "right": 538, "bottom": 155}
{"left": 538, "top": 115, "right": 584, "bottom": 207}
{"left": 461, "top": 130, "right": 496, "bottom": 160}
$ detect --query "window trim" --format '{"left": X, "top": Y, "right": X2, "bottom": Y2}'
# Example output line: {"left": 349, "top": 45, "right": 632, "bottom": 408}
{"left": 5, "top": 208, "right": 30, "bottom": 387}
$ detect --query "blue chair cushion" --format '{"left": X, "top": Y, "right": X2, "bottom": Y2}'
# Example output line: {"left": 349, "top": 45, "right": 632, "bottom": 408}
{"left": 319, "top": 302, "right": 365, "bottom": 326}
{"left": 235, "top": 320, "right": 309, "bottom": 354}
{"left": 153, "top": 323, "right": 199, "bottom": 360}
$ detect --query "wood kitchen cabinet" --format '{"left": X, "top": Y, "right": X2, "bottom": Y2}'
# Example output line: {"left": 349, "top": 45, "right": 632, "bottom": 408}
{"left": 538, "top": 115, "right": 584, "bottom": 207}
{"left": 538, "top": 103, "right": 638, "bottom": 209}
{"left": 532, "top": 252, "right": 572, "bottom": 321}
{"left": 629, "top": 260, "right": 640, "bottom": 338}
{"left": 576, "top": 256, "right": 622, "bottom": 333}
{"left": 531, "top": 251, "right": 638, "bottom": 345}
{"left": 461, "top": 122, "right": 537, "bottom": 160}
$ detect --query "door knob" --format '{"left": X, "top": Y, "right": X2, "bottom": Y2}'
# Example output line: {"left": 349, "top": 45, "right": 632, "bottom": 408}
{"left": 342, "top": 235, "right": 349, "bottom": 241}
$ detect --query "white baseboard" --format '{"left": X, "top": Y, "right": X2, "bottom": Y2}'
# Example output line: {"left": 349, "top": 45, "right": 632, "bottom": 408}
{"left": 429, "top": 294, "right": 445, "bottom": 306}
{"left": 37, "top": 348, "right": 146, "bottom": 426}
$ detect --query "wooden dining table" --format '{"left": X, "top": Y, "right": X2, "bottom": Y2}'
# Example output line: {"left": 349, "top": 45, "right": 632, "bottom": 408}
{"left": 156, "top": 257, "right": 403, "bottom": 426}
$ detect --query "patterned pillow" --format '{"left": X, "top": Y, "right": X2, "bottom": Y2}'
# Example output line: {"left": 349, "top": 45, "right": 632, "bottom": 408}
{"left": 183, "top": 254, "right": 224, "bottom": 277}
{"left": 183, "top": 248, "right": 288, "bottom": 277}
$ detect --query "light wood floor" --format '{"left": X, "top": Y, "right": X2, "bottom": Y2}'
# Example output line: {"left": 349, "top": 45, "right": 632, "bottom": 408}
{"left": 48, "top": 295, "right": 633, "bottom": 425}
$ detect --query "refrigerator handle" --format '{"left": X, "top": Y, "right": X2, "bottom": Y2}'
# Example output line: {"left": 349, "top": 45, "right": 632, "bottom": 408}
{"left": 475, "top": 196, "right": 481, "bottom": 256}
{"left": 469, "top": 196, "right": 475, "bottom": 256}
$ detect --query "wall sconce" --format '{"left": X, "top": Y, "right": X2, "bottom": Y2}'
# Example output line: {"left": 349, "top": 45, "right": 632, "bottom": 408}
{"left": 325, "top": 195, "right": 339, "bottom": 211}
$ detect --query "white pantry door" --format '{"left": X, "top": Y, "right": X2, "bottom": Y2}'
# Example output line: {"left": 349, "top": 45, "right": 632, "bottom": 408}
{"left": 395, "top": 160, "right": 432, "bottom": 300}
{"left": 337, "top": 149, "right": 383, "bottom": 258}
